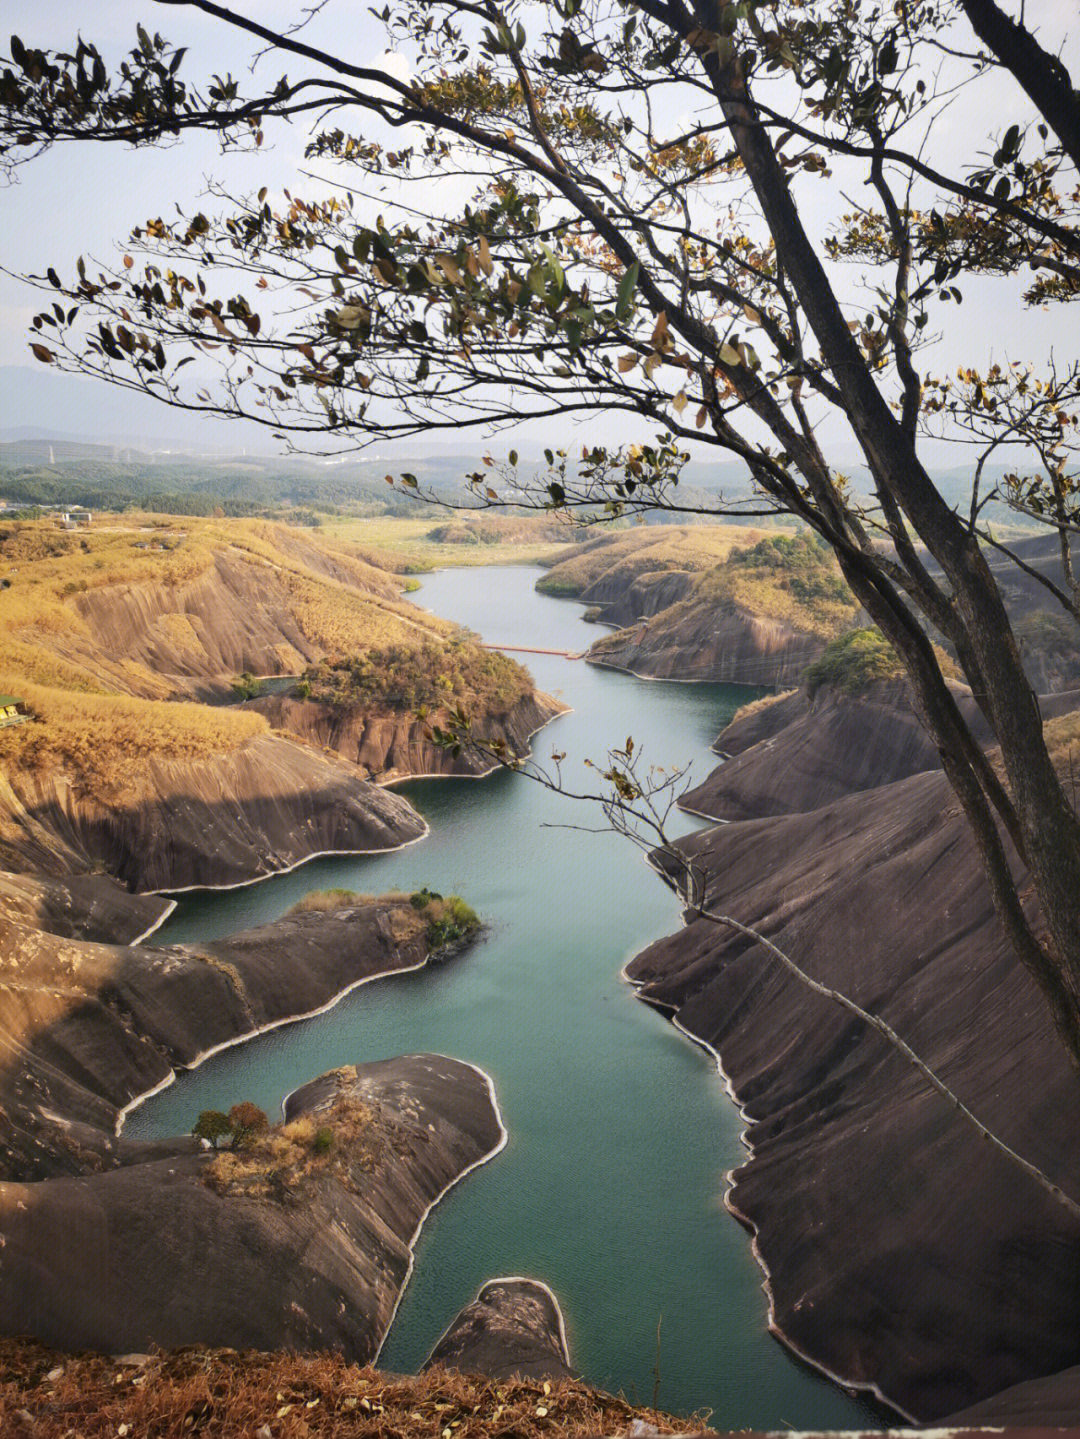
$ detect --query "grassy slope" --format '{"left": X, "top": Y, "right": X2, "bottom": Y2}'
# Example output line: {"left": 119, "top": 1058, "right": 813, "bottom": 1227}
{"left": 535, "top": 524, "right": 766, "bottom": 597}
{"left": 584, "top": 531, "right": 860, "bottom": 651}
{"left": 0, "top": 514, "right": 557, "bottom": 791}
{"left": 0, "top": 679, "right": 269, "bottom": 796}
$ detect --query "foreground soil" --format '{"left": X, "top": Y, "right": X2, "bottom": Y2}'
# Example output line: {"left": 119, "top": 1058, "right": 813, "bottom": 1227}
{"left": 0, "top": 1340, "right": 708, "bottom": 1439}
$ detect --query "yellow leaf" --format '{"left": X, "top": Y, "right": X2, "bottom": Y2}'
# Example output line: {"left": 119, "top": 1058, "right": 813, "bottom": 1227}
{"left": 477, "top": 234, "right": 493, "bottom": 276}
{"left": 718, "top": 341, "right": 740, "bottom": 366}
{"left": 672, "top": 390, "right": 688, "bottom": 414}
{"left": 435, "top": 254, "right": 463, "bottom": 285}
{"left": 643, "top": 352, "right": 661, "bottom": 379}
{"left": 617, "top": 353, "right": 638, "bottom": 373}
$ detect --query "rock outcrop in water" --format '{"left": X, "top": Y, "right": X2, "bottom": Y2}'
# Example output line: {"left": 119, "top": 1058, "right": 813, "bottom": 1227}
{"left": 0, "top": 1056, "right": 505, "bottom": 1363}
{"left": 425, "top": 1278, "right": 575, "bottom": 1381}
{"left": 0, "top": 893, "right": 474, "bottom": 1180}
{"left": 0, "top": 732, "right": 426, "bottom": 890}
{"left": 250, "top": 688, "right": 567, "bottom": 782}
{"left": 628, "top": 765, "right": 1080, "bottom": 1421}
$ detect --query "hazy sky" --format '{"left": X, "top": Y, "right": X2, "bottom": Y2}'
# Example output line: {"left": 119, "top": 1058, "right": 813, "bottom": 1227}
{"left": 2, "top": 1, "right": 1077, "bottom": 463}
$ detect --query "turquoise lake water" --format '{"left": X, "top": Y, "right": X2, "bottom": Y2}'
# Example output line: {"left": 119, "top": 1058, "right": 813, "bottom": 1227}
{"left": 123, "top": 565, "right": 884, "bottom": 1430}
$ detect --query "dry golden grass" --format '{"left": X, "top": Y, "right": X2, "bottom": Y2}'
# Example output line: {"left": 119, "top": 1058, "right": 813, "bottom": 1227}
{"left": 286, "top": 887, "right": 405, "bottom": 914}
{"left": 727, "top": 690, "right": 796, "bottom": 726}
{"left": 0, "top": 1338, "right": 712, "bottom": 1439}
{"left": 0, "top": 678, "right": 268, "bottom": 797}
{"left": 536, "top": 525, "right": 767, "bottom": 598}
{"left": 206, "top": 1094, "right": 381, "bottom": 1200}
{"left": 1047, "top": 710, "right": 1080, "bottom": 770}
{"left": 0, "top": 515, "right": 457, "bottom": 704}
{"left": 324, "top": 513, "right": 575, "bottom": 569}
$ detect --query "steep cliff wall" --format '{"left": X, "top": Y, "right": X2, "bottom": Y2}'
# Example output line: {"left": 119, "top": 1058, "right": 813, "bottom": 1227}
{"left": 627, "top": 770, "right": 1080, "bottom": 1420}
{"left": 588, "top": 602, "right": 826, "bottom": 686}
{"left": 251, "top": 689, "right": 567, "bottom": 781}
{"left": 682, "top": 677, "right": 992, "bottom": 820}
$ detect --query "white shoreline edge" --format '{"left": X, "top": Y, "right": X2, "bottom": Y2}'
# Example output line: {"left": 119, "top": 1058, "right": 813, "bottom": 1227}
{"left": 370, "top": 1058, "right": 510, "bottom": 1366}
{"left": 149, "top": 822, "right": 432, "bottom": 898}
{"left": 115, "top": 935, "right": 453, "bottom": 1135}
{"left": 618, "top": 850, "right": 918, "bottom": 1427}
{"left": 127, "top": 897, "right": 178, "bottom": 946}
{"left": 421, "top": 1273, "right": 572, "bottom": 1372}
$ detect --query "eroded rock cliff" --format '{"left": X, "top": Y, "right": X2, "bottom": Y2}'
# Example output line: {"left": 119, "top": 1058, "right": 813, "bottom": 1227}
{"left": 0, "top": 732, "right": 425, "bottom": 890}
{"left": 250, "top": 689, "right": 566, "bottom": 781}
{"left": 425, "top": 1278, "right": 575, "bottom": 1382}
{"left": 628, "top": 770, "right": 1080, "bottom": 1420}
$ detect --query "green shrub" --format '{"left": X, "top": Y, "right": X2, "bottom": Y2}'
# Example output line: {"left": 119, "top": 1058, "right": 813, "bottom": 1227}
{"left": 231, "top": 671, "right": 265, "bottom": 701}
{"left": 192, "top": 1109, "right": 232, "bottom": 1151}
{"left": 804, "top": 627, "right": 904, "bottom": 695}
{"left": 410, "top": 887, "right": 442, "bottom": 910}
{"left": 313, "top": 1126, "right": 334, "bottom": 1154}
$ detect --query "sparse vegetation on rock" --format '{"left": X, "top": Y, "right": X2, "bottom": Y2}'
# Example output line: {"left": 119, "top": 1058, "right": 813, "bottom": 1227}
{"left": 302, "top": 641, "right": 532, "bottom": 715}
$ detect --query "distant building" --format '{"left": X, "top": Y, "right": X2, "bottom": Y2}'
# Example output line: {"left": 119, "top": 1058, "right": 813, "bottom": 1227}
{"left": 0, "top": 696, "right": 29, "bottom": 728}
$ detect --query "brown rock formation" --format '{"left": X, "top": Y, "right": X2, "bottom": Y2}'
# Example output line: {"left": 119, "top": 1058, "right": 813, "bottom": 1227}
{"left": 0, "top": 1057, "right": 505, "bottom": 1362}
{"left": 0, "top": 732, "right": 425, "bottom": 890}
{"left": 681, "top": 677, "right": 992, "bottom": 820}
{"left": 50, "top": 538, "right": 422, "bottom": 701}
{"left": 250, "top": 689, "right": 567, "bottom": 782}
{"left": 626, "top": 773, "right": 1080, "bottom": 1420}
{"left": 425, "top": 1278, "right": 575, "bottom": 1382}
{"left": 0, "top": 894, "right": 469, "bottom": 1180}
{"left": 0, "top": 869, "right": 172, "bottom": 944}
{"left": 588, "top": 603, "right": 825, "bottom": 686}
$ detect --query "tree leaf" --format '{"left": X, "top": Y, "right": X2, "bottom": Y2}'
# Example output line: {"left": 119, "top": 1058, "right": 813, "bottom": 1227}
{"left": 616, "top": 259, "right": 639, "bottom": 319}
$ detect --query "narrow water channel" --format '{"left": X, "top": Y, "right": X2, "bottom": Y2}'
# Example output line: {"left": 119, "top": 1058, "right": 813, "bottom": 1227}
{"left": 124, "top": 565, "right": 881, "bottom": 1430}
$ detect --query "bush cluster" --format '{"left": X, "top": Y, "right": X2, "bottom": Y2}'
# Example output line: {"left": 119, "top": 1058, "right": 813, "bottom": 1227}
{"left": 804, "top": 627, "right": 905, "bottom": 695}
{"left": 727, "top": 532, "right": 852, "bottom": 606}
{"left": 302, "top": 639, "right": 531, "bottom": 713}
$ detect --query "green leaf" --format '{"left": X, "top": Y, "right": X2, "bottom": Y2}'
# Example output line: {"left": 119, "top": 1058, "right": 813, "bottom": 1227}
{"left": 615, "top": 260, "right": 639, "bottom": 320}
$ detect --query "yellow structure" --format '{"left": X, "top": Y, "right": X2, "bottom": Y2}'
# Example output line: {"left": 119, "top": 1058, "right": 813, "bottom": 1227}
{"left": 0, "top": 696, "right": 28, "bottom": 728}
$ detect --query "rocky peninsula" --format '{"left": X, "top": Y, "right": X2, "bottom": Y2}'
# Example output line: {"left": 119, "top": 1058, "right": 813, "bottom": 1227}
{"left": 425, "top": 1278, "right": 576, "bottom": 1381}
{"left": 0, "top": 888, "right": 481, "bottom": 1179}
{"left": 540, "top": 528, "right": 857, "bottom": 687}
{"left": 0, "top": 1055, "right": 505, "bottom": 1362}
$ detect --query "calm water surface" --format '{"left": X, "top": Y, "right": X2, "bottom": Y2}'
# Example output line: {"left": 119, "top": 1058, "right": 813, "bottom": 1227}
{"left": 125, "top": 566, "right": 882, "bottom": 1429}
